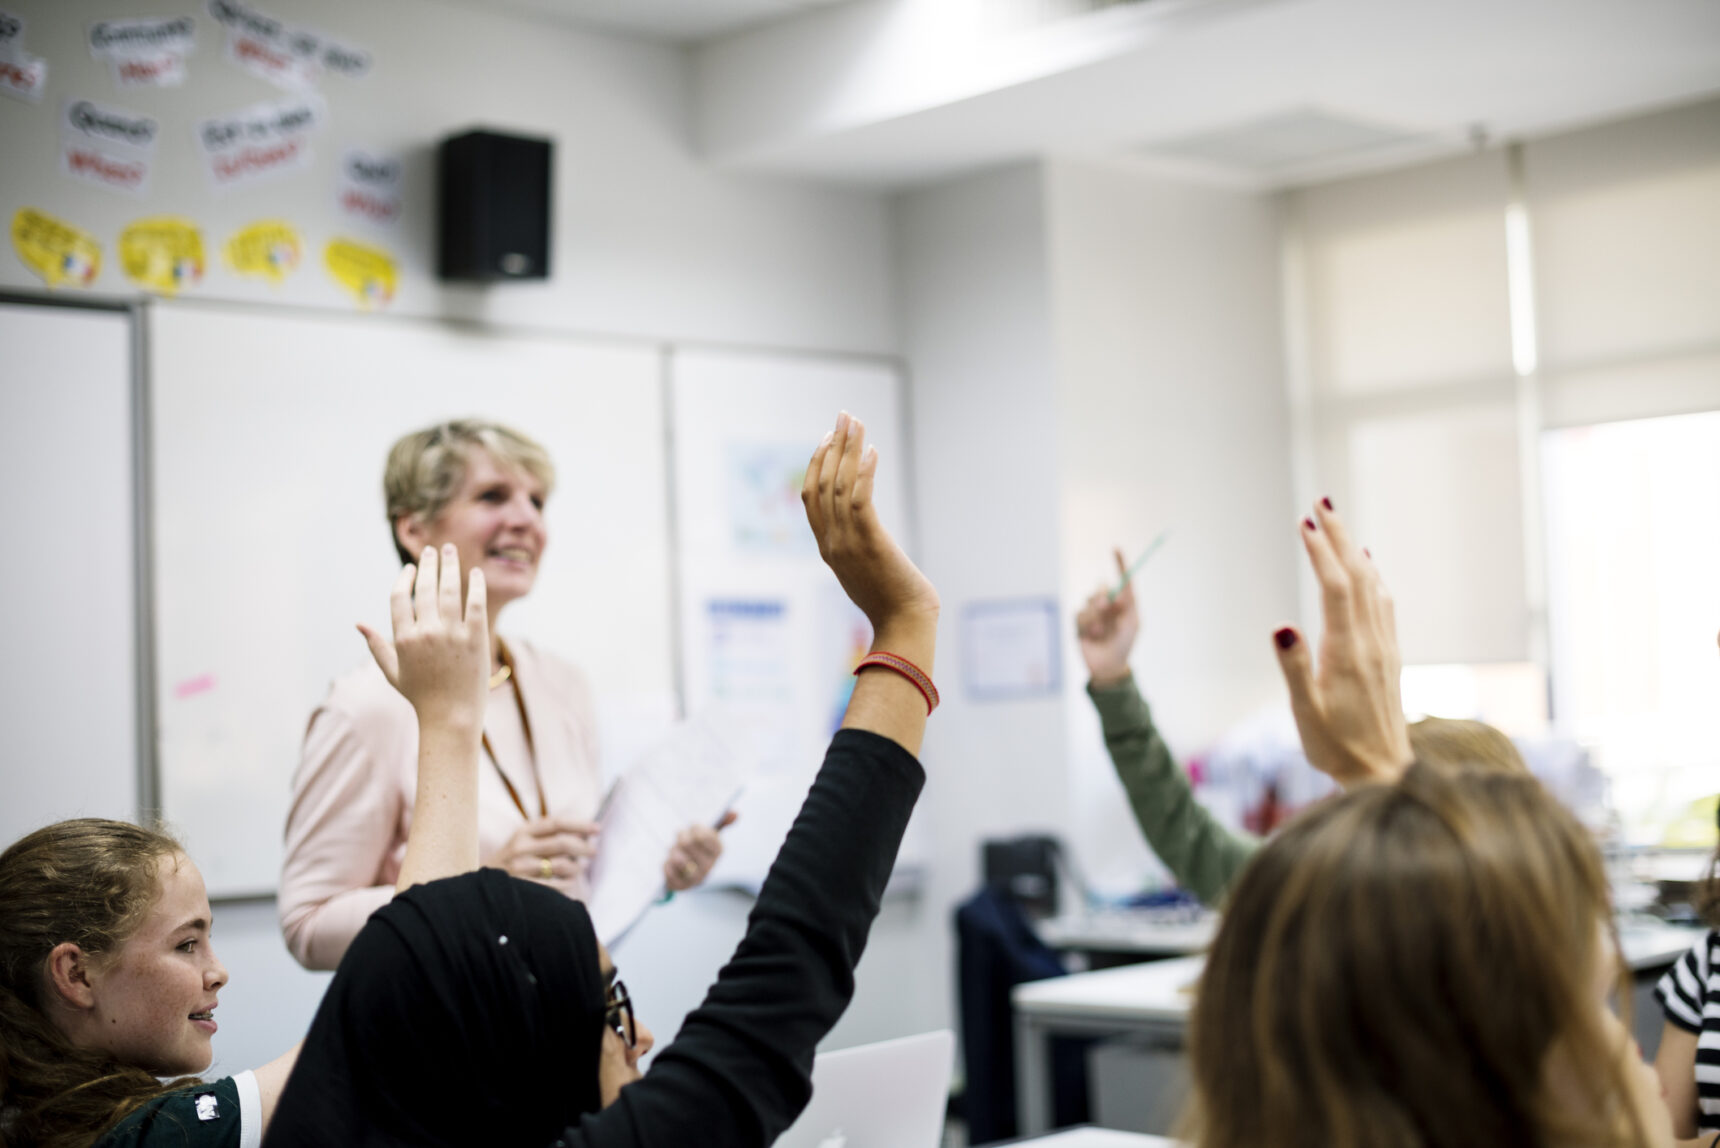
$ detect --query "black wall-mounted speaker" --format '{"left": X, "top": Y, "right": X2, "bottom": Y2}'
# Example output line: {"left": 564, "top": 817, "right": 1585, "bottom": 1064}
{"left": 436, "top": 129, "right": 553, "bottom": 282}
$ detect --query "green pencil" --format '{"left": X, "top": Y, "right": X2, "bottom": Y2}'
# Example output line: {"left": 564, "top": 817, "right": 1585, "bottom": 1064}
{"left": 1109, "top": 530, "right": 1170, "bottom": 600}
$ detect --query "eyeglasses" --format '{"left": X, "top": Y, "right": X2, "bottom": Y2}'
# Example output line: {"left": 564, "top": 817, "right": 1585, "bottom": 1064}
{"left": 604, "top": 977, "right": 636, "bottom": 1050}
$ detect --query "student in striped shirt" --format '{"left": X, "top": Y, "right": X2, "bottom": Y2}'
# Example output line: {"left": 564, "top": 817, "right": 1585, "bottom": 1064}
{"left": 1654, "top": 813, "right": 1720, "bottom": 1141}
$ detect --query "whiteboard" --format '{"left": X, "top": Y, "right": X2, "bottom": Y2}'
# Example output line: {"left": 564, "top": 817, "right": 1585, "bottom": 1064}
{"left": 0, "top": 301, "right": 140, "bottom": 847}
{"left": 150, "top": 303, "right": 674, "bottom": 896}
{"left": 670, "top": 348, "right": 925, "bottom": 890}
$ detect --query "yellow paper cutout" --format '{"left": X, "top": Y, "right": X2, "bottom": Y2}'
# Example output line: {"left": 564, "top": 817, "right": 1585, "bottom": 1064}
{"left": 224, "top": 220, "right": 302, "bottom": 284}
{"left": 119, "top": 217, "right": 205, "bottom": 296}
{"left": 324, "top": 238, "right": 397, "bottom": 308}
{"left": 11, "top": 208, "right": 101, "bottom": 289}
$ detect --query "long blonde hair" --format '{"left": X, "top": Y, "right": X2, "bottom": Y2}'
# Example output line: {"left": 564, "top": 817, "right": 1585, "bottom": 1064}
{"left": 1184, "top": 765, "right": 1648, "bottom": 1148}
{"left": 0, "top": 820, "right": 199, "bottom": 1148}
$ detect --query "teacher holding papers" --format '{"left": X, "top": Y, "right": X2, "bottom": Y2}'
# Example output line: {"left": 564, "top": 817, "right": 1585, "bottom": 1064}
{"left": 279, "top": 419, "right": 728, "bottom": 971}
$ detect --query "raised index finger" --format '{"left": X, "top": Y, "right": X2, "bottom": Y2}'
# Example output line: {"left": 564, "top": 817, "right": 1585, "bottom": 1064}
{"left": 832, "top": 415, "right": 867, "bottom": 524}
{"left": 413, "top": 545, "right": 439, "bottom": 627}
{"left": 1300, "top": 515, "right": 1356, "bottom": 644}
{"left": 802, "top": 431, "right": 834, "bottom": 540}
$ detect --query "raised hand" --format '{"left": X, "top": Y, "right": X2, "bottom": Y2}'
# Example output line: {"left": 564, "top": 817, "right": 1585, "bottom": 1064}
{"left": 803, "top": 411, "right": 939, "bottom": 754}
{"left": 801, "top": 412, "right": 939, "bottom": 638}
{"left": 365, "top": 545, "right": 490, "bottom": 891}
{"left": 1077, "top": 547, "right": 1140, "bottom": 688}
{"left": 358, "top": 543, "right": 490, "bottom": 732}
{"left": 1271, "top": 501, "right": 1412, "bottom": 786}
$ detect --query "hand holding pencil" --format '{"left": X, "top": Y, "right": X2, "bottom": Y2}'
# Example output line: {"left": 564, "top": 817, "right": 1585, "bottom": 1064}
{"left": 1076, "top": 547, "right": 1143, "bottom": 689}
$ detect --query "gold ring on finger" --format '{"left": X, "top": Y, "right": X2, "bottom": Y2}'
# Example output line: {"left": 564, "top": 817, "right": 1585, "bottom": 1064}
{"left": 539, "top": 857, "right": 554, "bottom": 880}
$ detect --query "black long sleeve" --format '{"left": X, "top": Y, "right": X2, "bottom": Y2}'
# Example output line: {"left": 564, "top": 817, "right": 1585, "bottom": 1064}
{"left": 558, "top": 727, "right": 925, "bottom": 1148}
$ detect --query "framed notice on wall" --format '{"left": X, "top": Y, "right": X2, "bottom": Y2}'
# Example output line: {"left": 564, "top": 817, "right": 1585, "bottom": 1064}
{"left": 961, "top": 598, "right": 1061, "bottom": 701}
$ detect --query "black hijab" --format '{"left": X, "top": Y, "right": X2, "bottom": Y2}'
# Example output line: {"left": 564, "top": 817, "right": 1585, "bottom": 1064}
{"left": 264, "top": 868, "right": 607, "bottom": 1148}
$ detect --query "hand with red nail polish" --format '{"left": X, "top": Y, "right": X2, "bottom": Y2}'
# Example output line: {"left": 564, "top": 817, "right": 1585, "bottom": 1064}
{"left": 1270, "top": 503, "right": 1412, "bottom": 786}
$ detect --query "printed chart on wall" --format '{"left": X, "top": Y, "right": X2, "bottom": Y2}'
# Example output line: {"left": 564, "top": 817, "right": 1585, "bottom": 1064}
{"left": 671, "top": 348, "right": 926, "bottom": 893}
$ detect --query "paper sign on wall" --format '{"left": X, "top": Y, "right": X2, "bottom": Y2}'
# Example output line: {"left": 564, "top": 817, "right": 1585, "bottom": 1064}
{"left": 0, "top": 10, "right": 49, "bottom": 104}
{"left": 12, "top": 208, "right": 101, "bottom": 288}
{"left": 0, "top": 8, "right": 22, "bottom": 56}
{"left": 207, "top": 0, "right": 369, "bottom": 90}
{"left": 61, "top": 99, "right": 159, "bottom": 196}
{"left": 196, "top": 96, "right": 320, "bottom": 189}
{"left": 88, "top": 16, "right": 198, "bottom": 88}
{"left": 324, "top": 237, "right": 396, "bottom": 307}
{"left": 223, "top": 219, "right": 300, "bottom": 283}
{"left": 120, "top": 217, "right": 205, "bottom": 295}
{"left": 336, "top": 149, "right": 402, "bottom": 229}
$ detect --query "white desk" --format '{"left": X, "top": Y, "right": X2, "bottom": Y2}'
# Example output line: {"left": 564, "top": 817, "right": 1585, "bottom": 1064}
{"left": 1617, "top": 919, "right": 1707, "bottom": 970}
{"left": 1011, "top": 923, "right": 1704, "bottom": 1136}
{"left": 1037, "top": 911, "right": 1218, "bottom": 958}
{"left": 1012, "top": 956, "right": 1203, "bottom": 1135}
{"left": 1009, "top": 1128, "right": 1173, "bottom": 1146}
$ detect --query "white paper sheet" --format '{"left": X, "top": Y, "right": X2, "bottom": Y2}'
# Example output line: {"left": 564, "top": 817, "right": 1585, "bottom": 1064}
{"left": 585, "top": 713, "right": 751, "bottom": 946}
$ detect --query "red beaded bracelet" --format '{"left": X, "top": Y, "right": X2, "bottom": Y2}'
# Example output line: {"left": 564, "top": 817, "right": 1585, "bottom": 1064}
{"left": 853, "top": 652, "right": 939, "bottom": 715}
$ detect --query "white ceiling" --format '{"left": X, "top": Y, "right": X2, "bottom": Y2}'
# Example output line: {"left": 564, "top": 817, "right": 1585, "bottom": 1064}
{"left": 442, "top": 0, "right": 1720, "bottom": 189}
{"left": 440, "top": 0, "right": 854, "bottom": 42}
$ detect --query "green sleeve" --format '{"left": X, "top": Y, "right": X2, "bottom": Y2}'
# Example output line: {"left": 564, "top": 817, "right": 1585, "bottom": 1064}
{"left": 1087, "top": 674, "right": 1259, "bottom": 906}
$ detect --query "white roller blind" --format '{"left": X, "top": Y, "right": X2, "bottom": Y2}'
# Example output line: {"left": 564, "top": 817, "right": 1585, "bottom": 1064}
{"left": 1347, "top": 401, "right": 1527, "bottom": 665}
{"left": 1297, "top": 152, "right": 1513, "bottom": 396}
{"left": 1290, "top": 150, "right": 1525, "bottom": 664}
{"left": 1528, "top": 99, "right": 1720, "bottom": 374}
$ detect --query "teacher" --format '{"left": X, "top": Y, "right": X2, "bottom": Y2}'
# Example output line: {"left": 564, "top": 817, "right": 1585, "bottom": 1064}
{"left": 279, "top": 418, "right": 726, "bottom": 971}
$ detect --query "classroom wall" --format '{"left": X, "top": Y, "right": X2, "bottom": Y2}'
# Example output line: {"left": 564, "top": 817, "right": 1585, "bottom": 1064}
{"left": 889, "top": 162, "right": 1073, "bottom": 1049}
{"left": 0, "top": 0, "right": 896, "bottom": 354}
{"left": 1045, "top": 156, "right": 1298, "bottom": 891}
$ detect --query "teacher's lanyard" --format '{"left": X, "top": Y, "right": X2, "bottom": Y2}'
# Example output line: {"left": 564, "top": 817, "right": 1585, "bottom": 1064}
{"left": 482, "top": 643, "right": 547, "bottom": 821}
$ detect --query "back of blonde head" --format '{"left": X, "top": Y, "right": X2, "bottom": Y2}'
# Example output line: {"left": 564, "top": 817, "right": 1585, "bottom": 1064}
{"left": 1408, "top": 715, "right": 1527, "bottom": 775}
{"left": 1185, "top": 765, "right": 1646, "bottom": 1148}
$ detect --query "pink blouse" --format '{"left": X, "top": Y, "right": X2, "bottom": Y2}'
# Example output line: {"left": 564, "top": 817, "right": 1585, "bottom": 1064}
{"left": 279, "top": 638, "right": 602, "bottom": 970}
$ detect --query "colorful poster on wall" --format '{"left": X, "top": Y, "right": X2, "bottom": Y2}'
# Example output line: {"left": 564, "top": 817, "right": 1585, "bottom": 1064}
{"left": 196, "top": 95, "right": 321, "bottom": 189}
{"left": 726, "top": 443, "right": 815, "bottom": 555}
{"left": 12, "top": 208, "right": 101, "bottom": 288}
{"left": 61, "top": 99, "right": 159, "bottom": 196}
{"left": 324, "top": 237, "right": 396, "bottom": 308}
{"left": 223, "top": 219, "right": 300, "bottom": 283}
{"left": 335, "top": 149, "right": 402, "bottom": 229}
{"left": 120, "top": 217, "right": 205, "bottom": 295}
{"left": 207, "top": 0, "right": 369, "bottom": 90}
{"left": 0, "top": 9, "right": 47, "bottom": 103}
{"left": 88, "top": 15, "right": 198, "bottom": 88}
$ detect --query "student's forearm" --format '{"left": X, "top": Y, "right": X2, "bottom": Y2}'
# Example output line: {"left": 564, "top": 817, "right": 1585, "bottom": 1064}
{"left": 841, "top": 614, "right": 937, "bottom": 757}
{"left": 395, "top": 719, "right": 482, "bottom": 891}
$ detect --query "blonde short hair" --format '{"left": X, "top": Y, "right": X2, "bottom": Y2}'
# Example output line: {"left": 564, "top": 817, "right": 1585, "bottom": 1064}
{"left": 383, "top": 419, "right": 555, "bottom": 564}
{"left": 1408, "top": 716, "right": 1528, "bottom": 775}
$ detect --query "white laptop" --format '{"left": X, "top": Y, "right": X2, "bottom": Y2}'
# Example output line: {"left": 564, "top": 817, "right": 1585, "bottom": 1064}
{"left": 773, "top": 1029, "right": 955, "bottom": 1148}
